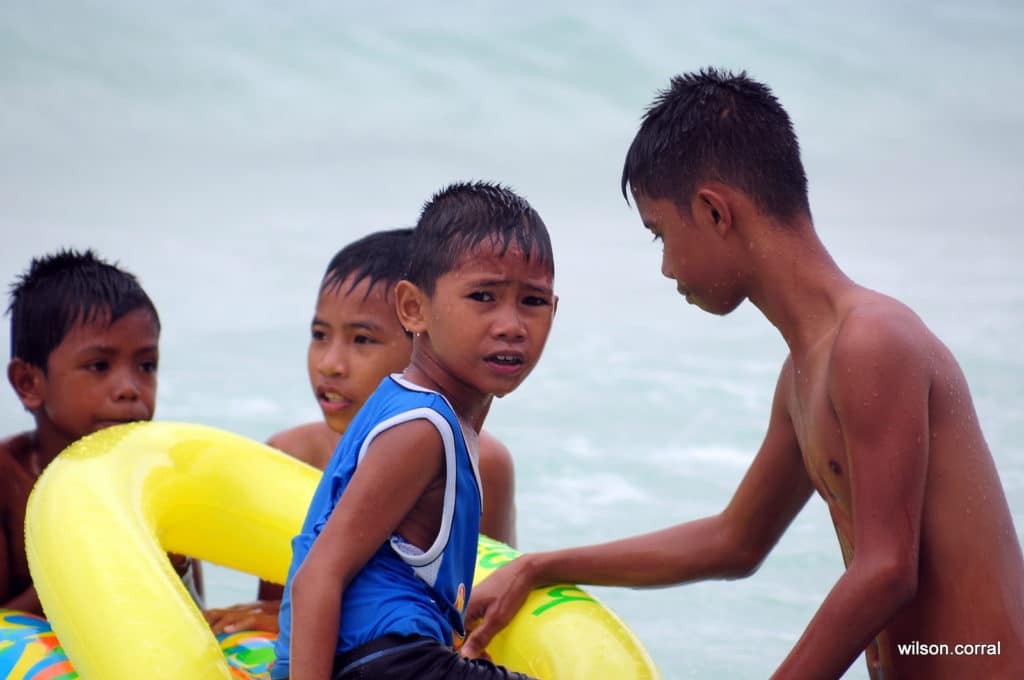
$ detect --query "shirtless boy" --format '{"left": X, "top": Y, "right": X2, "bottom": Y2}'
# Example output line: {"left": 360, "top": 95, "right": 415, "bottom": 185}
{"left": 462, "top": 69, "right": 1024, "bottom": 679}
{"left": 1, "top": 249, "right": 201, "bottom": 613}
{"left": 204, "top": 228, "right": 518, "bottom": 634}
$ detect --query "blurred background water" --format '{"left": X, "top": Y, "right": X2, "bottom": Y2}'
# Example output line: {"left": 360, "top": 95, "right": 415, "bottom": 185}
{"left": 2, "top": 2, "right": 1022, "bottom": 677}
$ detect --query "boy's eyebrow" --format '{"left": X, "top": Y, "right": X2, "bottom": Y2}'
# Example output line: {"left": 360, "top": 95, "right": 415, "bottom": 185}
{"left": 472, "top": 278, "right": 554, "bottom": 295}
{"left": 311, "top": 317, "right": 383, "bottom": 332}
{"left": 344, "top": 321, "right": 382, "bottom": 332}
{"left": 76, "top": 343, "right": 158, "bottom": 356}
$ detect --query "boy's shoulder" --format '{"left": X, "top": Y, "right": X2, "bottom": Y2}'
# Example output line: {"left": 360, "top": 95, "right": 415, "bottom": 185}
{"left": 0, "top": 431, "right": 37, "bottom": 508}
{"left": 478, "top": 430, "right": 512, "bottom": 467}
{"left": 831, "top": 292, "right": 938, "bottom": 366}
{"left": 0, "top": 431, "right": 36, "bottom": 471}
{"left": 266, "top": 422, "right": 340, "bottom": 471}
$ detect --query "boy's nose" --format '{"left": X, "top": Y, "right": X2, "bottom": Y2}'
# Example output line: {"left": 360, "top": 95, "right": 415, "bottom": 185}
{"left": 661, "top": 252, "right": 674, "bottom": 280}
{"left": 493, "top": 305, "right": 527, "bottom": 340}
{"left": 317, "top": 346, "right": 349, "bottom": 377}
{"left": 113, "top": 374, "right": 140, "bottom": 401}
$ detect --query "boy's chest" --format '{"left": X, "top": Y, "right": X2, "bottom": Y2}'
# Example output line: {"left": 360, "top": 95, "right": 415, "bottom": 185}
{"left": 788, "top": 355, "right": 853, "bottom": 516}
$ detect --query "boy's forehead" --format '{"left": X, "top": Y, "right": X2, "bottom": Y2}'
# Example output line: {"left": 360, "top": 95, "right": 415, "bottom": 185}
{"left": 58, "top": 308, "right": 159, "bottom": 350}
{"left": 452, "top": 241, "right": 551, "bottom": 273}
{"left": 323, "top": 274, "right": 392, "bottom": 301}
{"left": 634, "top": 191, "right": 684, "bottom": 225}
{"left": 318, "top": 275, "right": 398, "bottom": 320}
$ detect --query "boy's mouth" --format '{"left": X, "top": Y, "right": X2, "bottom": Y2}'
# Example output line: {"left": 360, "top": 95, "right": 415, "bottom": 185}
{"left": 92, "top": 417, "right": 146, "bottom": 432}
{"left": 318, "top": 389, "right": 353, "bottom": 412}
{"left": 484, "top": 352, "right": 526, "bottom": 374}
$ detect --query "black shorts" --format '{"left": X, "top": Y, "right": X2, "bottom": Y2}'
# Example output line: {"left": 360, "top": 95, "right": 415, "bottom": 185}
{"left": 331, "top": 633, "right": 538, "bottom": 680}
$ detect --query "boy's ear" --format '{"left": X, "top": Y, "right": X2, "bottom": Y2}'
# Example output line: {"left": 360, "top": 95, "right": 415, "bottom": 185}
{"left": 394, "top": 280, "right": 428, "bottom": 334}
{"left": 8, "top": 358, "right": 45, "bottom": 412}
{"left": 694, "top": 187, "right": 732, "bottom": 238}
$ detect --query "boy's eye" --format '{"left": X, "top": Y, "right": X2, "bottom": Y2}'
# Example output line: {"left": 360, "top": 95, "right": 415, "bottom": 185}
{"left": 87, "top": 360, "right": 110, "bottom": 372}
{"left": 522, "top": 295, "right": 551, "bottom": 307}
{"left": 140, "top": 360, "right": 158, "bottom": 374}
{"left": 353, "top": 334, "right": 378, "bottom": 345}
{"left": 468, "top": 291, "right": 495, "bottom": 302}
{"left": 311, "top": 329, "right": 327, "bottom": 341}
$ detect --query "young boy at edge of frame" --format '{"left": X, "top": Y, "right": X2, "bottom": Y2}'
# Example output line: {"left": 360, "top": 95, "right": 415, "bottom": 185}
{"left": 1, "top": 249, "right": 203, "bottom": 615}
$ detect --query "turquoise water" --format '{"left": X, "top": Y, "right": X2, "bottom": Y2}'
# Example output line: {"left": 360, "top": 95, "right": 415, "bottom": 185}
{"left": 2, "top": 3, "right": 1023, "bottom": 678}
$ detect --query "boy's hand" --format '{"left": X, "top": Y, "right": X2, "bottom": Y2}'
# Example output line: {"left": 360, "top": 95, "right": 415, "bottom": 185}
{"left": 460, "top": 557, "right": 535, "bottom": 659}
{"left": 203, "top": 600, "right": 281, "bottom": 634}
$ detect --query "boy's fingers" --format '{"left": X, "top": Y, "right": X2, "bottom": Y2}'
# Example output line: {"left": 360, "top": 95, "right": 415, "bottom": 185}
{"left": 460, "top": 613, "right": 503, "bottom": 659}
{"left": 203, "top": 608, "right": 225, "bottom": 625}
{"left": 211, "top": 610, "right": 249, "bottom": 633}
{"left": 223, "top": 615, "right": 255, "bottom": 634}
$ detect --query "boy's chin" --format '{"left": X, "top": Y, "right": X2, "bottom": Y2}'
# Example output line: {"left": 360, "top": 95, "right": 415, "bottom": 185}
{"left": 323, "top": 412, "right": 354, "bottom": 434}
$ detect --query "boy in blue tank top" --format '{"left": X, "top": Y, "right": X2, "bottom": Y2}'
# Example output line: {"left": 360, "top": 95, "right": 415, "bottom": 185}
{"left": 203, "top": 228, "right": 521, "bottom": 635}
{"left": 272, "top": 182, "right": 556, "bottom": 680}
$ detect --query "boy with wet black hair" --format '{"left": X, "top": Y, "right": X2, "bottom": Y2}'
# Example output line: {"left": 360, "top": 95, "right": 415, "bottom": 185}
{"left": 463, "top": 69, "right": 1024, "bottom": 679}
{"left": 272, "top": 182, "right": 556, "bottom": 680}
{"left": 205, "top": 228, "right": 518, "bottom": 634}
{"left": 1, "top": 249, "right": 202, "bottom": 613}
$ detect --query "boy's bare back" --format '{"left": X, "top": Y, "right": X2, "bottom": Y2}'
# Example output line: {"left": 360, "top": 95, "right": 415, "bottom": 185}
{"left": 784, "top": 285, "right": 1023, "bottom": 678}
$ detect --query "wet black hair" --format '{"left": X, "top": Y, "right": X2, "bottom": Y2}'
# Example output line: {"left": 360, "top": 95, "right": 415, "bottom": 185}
{"left": 321, "top": 228, "right": 414, "bottom": 298}
{"left": 406, "top": 181, "right": 554, "bottom": 296}
{"left": 621, "top": 67, "right": 810, "bottom": 220}
{"left": 7, "top": 248, "right": 160, "bottom": 371}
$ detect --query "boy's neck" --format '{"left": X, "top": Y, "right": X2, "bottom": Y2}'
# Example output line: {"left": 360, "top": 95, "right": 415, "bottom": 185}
{"left": 401, "top": 356, "right": 492, "bottom": 432}
{"left": 744, "top": 219, "right": 857, "bottom": 353}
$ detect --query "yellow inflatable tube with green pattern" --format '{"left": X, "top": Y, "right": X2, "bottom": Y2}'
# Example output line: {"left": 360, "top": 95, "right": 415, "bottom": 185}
{"left": 25, "top": 422, "right": 659, "bottom": 679}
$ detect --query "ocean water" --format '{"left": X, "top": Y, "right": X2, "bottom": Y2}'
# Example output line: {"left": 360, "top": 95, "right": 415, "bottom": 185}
{"left": 2, "top": 2, "right": 1023, "bottom": 678}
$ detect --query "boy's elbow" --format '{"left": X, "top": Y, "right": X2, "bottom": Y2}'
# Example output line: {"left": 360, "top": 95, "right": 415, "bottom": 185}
{"left": 856, "top": 553, "right": 918, "bottom": 609}
{"left": 877, "top": 558, "right": 918, "bottom": 606}
{"left": 292, "top": 558, "right": 346, "bottom": 605}
{"left": 725, "top": 545, "right": 767, "bottom": 579}
{"left": 716, "top": 517, "right": 770, "bottom": 579}
{"left": 290, "top": 562, "right": 322, "bottom": 604}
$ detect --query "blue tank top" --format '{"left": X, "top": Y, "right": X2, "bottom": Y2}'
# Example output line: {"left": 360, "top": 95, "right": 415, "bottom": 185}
{"left": 272, "top": 375, "right": 482, "bottom": 677}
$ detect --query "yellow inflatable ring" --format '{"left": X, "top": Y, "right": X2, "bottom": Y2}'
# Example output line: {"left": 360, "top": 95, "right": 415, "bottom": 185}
{"left": 25, "top": 422, "right": 659, "bottom": 679}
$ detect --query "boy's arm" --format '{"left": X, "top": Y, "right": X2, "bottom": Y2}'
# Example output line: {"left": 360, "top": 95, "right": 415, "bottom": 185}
{"left": 1, "top": 450, "right": 44, "bottom": 615}
{"left": 1, "top": 583, "right": 43, "bottom": 614}
{"left": 258, "top": 581, "right": 284, "bottom": 600}
{"left": 0, "top": 510, "right": 42, "bottom": 613}
{"left": 463, "top": 366, "right": 813, "bottom": 657}
{"left": 289, "top": 419, "right": 444, "bottom": 680}
{"left": 478, "top": 430, "right": 517, "bottom": 547}
{"left": 770, "top": 320, "right": 929, "bottom": 679}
